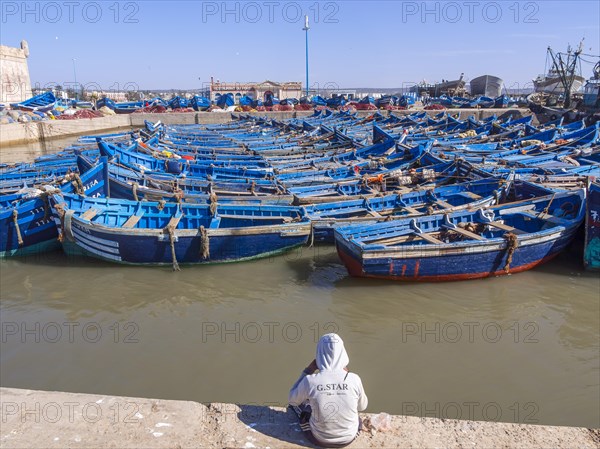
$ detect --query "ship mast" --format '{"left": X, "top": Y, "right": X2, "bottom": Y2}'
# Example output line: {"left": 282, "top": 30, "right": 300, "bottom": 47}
{"left": 547, "top": 40, "right": 584, "bottom": 108}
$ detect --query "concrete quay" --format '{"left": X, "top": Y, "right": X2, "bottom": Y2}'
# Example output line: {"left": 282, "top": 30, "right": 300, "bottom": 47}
{"left": 0, "top": 108, "right": 530, "bottom": 147}
{"left": 1, "top": 387, "right": 597, "bottom": 449}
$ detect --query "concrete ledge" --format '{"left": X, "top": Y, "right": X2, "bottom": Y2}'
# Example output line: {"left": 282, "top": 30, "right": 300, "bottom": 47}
{"left": 0, "top": 388, "right": 597, "bottom": 449}
{"left": 0, "top": 122, "right": 41, "bottom": 146}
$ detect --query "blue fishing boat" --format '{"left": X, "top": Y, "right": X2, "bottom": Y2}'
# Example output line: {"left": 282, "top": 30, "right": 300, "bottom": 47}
{"left": 77, "top": 155, "right": 293, "bottom": 204}
{"left": 70, "top": 100, "right": 93, "bottom": 109}
{"left": 326, "top": 96, "right": 347, "bottom": 108}
{"left": 114, "top": 101, "right": 144, "bottom": 114}
{"left": 96, "top": 97, "right": 116, "bottom": 110}
{"left": 238, "top": 95, "right": 253, "bottom": 107}
{"left": 216, "top": 93, "right": 235, "bottom": 109}
{"left": 334, "top": 189, "right": 585, "bottom": 281}
{"left": 0, "top": 160, "right": 109, "bottom": 257}
{"left": 169, "top": 96, "right": 189, "bottom": 109}
{"left": 311, "top": 96, "right": 327, "bottom": 107}
{"left": 148, "top": 97, "right": 168, "bottom": 107}
{"left": 584, "top": 180, "right": 600, "bottom": 270}
{"left": 494, "top": 95, "right": 509, "bottom": 108}
{"left": 305, "top": 177, "right": 511, "bottom": 243}
{"left": 50, "top": 194, "right": 311, "bottom": 268}
{"left": 17, "top": 91, "right": 56, "bottom": 112}
{"left": 397, "top": 95, "right": 415, "bottom": 108}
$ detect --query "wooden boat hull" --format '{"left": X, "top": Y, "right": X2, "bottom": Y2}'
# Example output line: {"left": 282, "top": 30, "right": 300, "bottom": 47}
{"left": 584, "top": 181, "right": 600, "bottom": 270}
{"left": 306, "top": 178, "right": 509, "bottom": 243}
{"left": 0, "top": 161, "right": 109, "bottom": 257}
{"left": 57, "top": 215, "right": 310, "bottom": 265}
{"left": 334, "top": 191, "right": 584, "bottom": 282}
{"left": 335, "top": 230, "right": 575, "bottom": 281}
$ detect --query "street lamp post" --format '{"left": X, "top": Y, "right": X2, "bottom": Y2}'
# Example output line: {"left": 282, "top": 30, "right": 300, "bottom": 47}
{"left": 302, "top": 15, "right": 309, "bottom": 97}
{"left": 72, "top": 58, "right": 78, "bottom": 100}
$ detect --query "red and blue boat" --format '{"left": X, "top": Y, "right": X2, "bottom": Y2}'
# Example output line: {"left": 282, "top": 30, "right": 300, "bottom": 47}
{"left": 334, "top": 189, "right": 585, "bottom": 282}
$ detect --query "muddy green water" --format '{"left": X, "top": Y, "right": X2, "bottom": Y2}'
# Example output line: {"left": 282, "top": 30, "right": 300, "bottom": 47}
{"left": 1, "top": 244, "right": 598, "bottom": 428}
{"left": 1, "top": 137, "right": 599, "bottom": 428}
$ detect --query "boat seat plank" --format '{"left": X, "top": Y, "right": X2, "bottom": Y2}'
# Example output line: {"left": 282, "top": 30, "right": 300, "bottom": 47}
{"left": 217, "top": 213, "right": 289, "bottom": 221}
{"left": 463, "top": 192, "right": 482, "bottom": 199}
{"left": 401, "top": 205, "right": 421, "bottom": 214}
{"left": 435, "top": 199, "right": 454, "bottom": 209}
{"left": 167, "top": 214, "right": 182, "bottom": 229}
{"left": 487, "top": 221, "right": 517, "bottom": 232}
{"left": 415, "top": 232, "right": 444, "bottom": 244}
{"left": 122, "top": 212, "right": 144, "bottom": 228}
{"left": 317, "top": 206, "right": 367, "bottom": 218}
{"left": 81, "top": 208, "right": 100, "bottom": 221}
{"left": 519, "top": 211, "right": 570, "bottom": 225}
{"left": 444, "top": 225, "right": 485, "bottom": 241}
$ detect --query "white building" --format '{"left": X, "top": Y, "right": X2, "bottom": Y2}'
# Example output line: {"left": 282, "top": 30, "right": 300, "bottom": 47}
{"left": 0, "top": 40, "right": 32, "bottom": 103}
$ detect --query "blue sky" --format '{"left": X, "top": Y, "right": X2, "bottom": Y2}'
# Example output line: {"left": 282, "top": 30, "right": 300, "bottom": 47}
{"left": 1, "top": 1, "right": 599, "bottom": 91}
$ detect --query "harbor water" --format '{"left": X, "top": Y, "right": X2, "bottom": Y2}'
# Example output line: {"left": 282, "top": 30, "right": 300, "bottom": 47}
{"left": 1, "top": 243, "right": 598, "bottom": 429}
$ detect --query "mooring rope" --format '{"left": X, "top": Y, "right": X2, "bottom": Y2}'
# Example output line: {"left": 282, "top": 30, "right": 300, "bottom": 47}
{"left": 71, "top": 173, "right": 85, "bottom": 196}
{"left": 157, "top": 200, "right": 166, "bottom": 211}
{"left": 54, "top": 203, "right": 66, "bottom": 242}
{"left": 503, "top": 232, "right": 519, "bottom": 273}
{"left": 12, "top": 209, "right": 23, "bottom": 246}
{"left": 199, "top": 225, "right": 210, "bottom": 259}
{"left": 209, "top": 192, "right": 218, "bottom": 216}
{"left": 41, "top": 192, "right": 50, "bottom": 221}
{"left": 166, "top": 224, "right": 180, "bottom": 272}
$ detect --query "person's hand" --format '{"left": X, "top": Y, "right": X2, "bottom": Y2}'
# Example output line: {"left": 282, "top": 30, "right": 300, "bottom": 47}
{"left": 305, "top": 359, "right": 318, "bottom": 374}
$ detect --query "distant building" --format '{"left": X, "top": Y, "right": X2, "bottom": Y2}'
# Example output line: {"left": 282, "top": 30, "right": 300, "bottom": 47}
{"left": 89, "top": 91, "right": 128, "bottom": 102}
{"left": 209, "top": 79, "right": 303, "bottom": 103}
{"left": 0, "top": 40, "right": 32, "bottom": 103}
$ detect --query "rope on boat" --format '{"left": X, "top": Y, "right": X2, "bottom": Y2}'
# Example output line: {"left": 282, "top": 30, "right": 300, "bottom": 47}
{"left": 174, "top": 189, "right": 184, "bottom": 204}
{"left": 12, "top": 209, "right": 23, "bottom": 246}
{"left": 41, "top": 192, "right": 50, "bottom": 221}
{"left": 538, "top": 193, "right": 556, "bottom": 218}
{"left": 71, "top": 173, "right": 85, "bottom": 196}
{"left": 54, "top": 203, "right": 66, "bottom": 242}
{"left": 157, "top": 200, "right": 166, "bottom": 211}
{"left": 249, "top": 181, "right": 257, "bottom": 196}
{"left": 209, "top": 192, "right": 218, "bottom": 216}
{"left": 132, "top": 183, "right": 139, "bottom": 201}
{"left": 503, "top": 232, "right": 519, "bottom": 273}
{"left": 199, "top": 225, "right": 210, "bottom": 259}
{"left": 165, "top": 224, "right": 180, "bottom": 271}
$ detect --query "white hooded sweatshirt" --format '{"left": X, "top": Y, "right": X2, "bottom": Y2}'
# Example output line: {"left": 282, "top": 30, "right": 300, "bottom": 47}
{"left": 289, "top": 334, "right": 368, "bottom": 445}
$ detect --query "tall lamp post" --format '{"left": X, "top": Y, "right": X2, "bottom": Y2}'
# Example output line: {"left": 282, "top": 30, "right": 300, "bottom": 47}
{"left": 72, "top": 58, "right": 78, "bottom": 100}
{"left": 302, "top": 15, "right": 309, "bottom": 97}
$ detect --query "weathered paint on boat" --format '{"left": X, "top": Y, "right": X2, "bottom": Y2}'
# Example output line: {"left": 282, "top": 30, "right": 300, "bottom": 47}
{"left": 584, "top": 180, "right": 600, "bottom": 270}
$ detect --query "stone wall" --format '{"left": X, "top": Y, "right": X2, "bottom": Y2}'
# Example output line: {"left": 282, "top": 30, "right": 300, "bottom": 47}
{"left": 0, "top": 40, "right": 32, "bottom": 104}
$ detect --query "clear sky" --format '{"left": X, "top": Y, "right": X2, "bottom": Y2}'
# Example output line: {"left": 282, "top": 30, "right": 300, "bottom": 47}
{"left": 1, "top": 0, "right": 599, "bottom": 92}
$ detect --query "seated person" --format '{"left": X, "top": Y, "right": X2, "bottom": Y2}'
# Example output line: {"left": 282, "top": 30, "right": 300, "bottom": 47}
{"left": 289, "top": 333, "right": 368, "bottom": 448}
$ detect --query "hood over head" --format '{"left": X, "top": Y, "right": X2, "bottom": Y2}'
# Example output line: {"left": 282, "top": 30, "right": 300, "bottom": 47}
{"left": 316, "top": 333, "right": 349, "bottom": 371}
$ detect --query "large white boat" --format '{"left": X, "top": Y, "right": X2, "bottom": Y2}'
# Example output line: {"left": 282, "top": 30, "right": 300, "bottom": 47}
{"left": 533, "top": 43, "right": 585, "bottom": 94}
{"left": 470, "top": 75, "right": 504, "bottom": 98}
